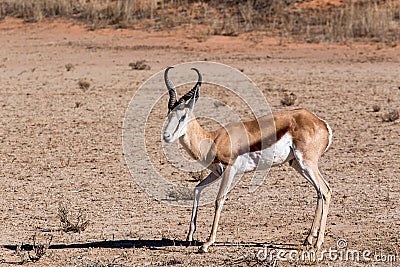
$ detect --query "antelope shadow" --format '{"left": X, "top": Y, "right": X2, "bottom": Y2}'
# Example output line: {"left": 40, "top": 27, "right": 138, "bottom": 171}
{"left": 2, "top": 238, "right": 297, "bottom": 251}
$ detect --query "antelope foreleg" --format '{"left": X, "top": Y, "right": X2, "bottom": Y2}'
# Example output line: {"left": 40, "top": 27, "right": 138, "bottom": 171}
{"left": 199, "top": 164, "right": 236, "bottom": 253}
{"left": 187, "top": 170, "right": 221, "bottom": 242}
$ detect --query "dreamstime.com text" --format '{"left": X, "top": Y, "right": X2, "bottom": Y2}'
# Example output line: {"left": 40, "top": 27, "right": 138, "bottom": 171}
{"left": 256, "top": 239, "right": 397, "bottom": 264}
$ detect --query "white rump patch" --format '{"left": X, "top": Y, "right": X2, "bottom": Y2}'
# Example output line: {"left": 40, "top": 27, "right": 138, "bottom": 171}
{"left": 318, "top": 117, "right": 333, "bottom": 153}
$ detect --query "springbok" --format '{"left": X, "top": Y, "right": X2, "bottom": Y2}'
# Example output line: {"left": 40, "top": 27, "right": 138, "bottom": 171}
{"left": 162, "top": 67, "right": 332, "bottom": 253}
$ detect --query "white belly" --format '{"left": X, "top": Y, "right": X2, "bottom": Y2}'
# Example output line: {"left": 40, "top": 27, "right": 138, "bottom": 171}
{"left": 234, "top": 133, "right": 293, "bottom": 173}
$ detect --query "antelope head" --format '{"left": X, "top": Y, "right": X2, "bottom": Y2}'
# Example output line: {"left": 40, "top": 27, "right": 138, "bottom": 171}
{"left": 163, "top": 67, "right": 202, "bottom": 143}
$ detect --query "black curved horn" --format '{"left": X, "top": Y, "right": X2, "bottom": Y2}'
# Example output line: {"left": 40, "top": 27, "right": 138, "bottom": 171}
{"left": 177, "top": 67, "right": 202, "bottom": 104}
{"left": 164, "top": 67, "right": 177, "bottom": 110}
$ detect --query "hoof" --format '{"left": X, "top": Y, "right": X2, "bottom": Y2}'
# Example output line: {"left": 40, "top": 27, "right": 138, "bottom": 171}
{"left": 315, "top": 241, "right": 323, "bottom": 251}
{"left": 303, "top": 239, "right": 313, "bottom": 246}
{"left": 304, "top": 234, "right": 316, "bottom": 247}
{"left": 186, "top": 235, "right": 193, "bottom": 242}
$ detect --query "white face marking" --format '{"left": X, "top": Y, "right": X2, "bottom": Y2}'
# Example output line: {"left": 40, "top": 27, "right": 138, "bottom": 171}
{"left": 163, "top": 105, "right": 190, "bottom": 143}
{"left": 234, "top": 133, "right": 294, "bottom": 173}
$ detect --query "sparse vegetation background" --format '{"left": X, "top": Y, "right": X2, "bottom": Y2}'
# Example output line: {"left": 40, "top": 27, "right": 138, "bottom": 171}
{"left": 0, "top": 0, "right": 399, "bottom": 43}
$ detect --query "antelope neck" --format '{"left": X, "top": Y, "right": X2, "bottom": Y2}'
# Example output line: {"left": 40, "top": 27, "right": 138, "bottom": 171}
{"left": 179, "top": 116, "right": 214, "bottom": 161}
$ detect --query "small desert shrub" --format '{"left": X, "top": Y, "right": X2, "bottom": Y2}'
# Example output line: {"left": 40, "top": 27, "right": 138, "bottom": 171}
{"left": 15, "top": 233, "right": 52, "bottom": 264}
{"left": 320, "top": 0, "right": 400, "bottom": 42}
{"left": 190, "top": 169, "right": 208, "bottom": 181}
{"left": 281, "top": 92, "right": 297, "bottom": 106}
{"left": 129, "top": 60, "right": 151, "bottom": 70}
{"left": 0, "top": 0, "right": 74, "bottom": 22}
{"left": 382, "top": 109, "right": 399, "bottom": 122}
{"left": 78, "top": 79, "right": 91, "bottom": 91}
{"left": 372, "top": 104, "right": 381, "bottom": 112}
{"left": 0, "top": 0, "right": 398, "bottom": 43}
{"left": 65, "top": 63, "right": 74, "bottom": 72}
{"left": 58, "top": 203, "right": 90, "bottom": 233}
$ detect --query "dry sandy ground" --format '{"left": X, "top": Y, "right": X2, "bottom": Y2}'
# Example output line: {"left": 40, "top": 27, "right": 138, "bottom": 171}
{"left": 0, "top": 19, "right": 399, "bottom": 266}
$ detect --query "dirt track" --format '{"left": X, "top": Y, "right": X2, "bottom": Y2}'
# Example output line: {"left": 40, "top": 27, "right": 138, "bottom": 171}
{"left": 0, "top": 19, "right": 399, "bottom": 266}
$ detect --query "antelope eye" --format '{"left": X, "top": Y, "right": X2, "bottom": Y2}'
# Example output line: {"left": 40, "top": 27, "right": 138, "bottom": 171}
{"left": 179, "top": 115, "right": 186, "bottom": 122}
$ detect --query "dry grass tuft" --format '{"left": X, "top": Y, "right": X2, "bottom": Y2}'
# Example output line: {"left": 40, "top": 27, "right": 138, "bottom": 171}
{"left": 129, "top": 60, "right": 151, "bottom": 70}
{"left": 382, "top": 109, "right": 399, "bottom": 122}
{"left": 58, "top": 203, "right": 90, "bottom": 233}
{"left": 372, "top": 104, "right": 381, "bottom": 112}
{"left": 0, "top": 0, "right": 398, "bottom": 43}
{"left": 189, "top": 169, "right": 208, "bottom": 182}
{"left": 78, "top": 79, "right": 91, "bottom": 91}
{"left": 15, "top": 233, "right": 53, "bottom": 264}
{"left": 65, "top": 63, "right": 74, "bottom": 72}
{"left": 281, "top": 92, "right": 297, "bottom": 106}
{"left": 316, "top": 0, "right": 400, "bottom": 42}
